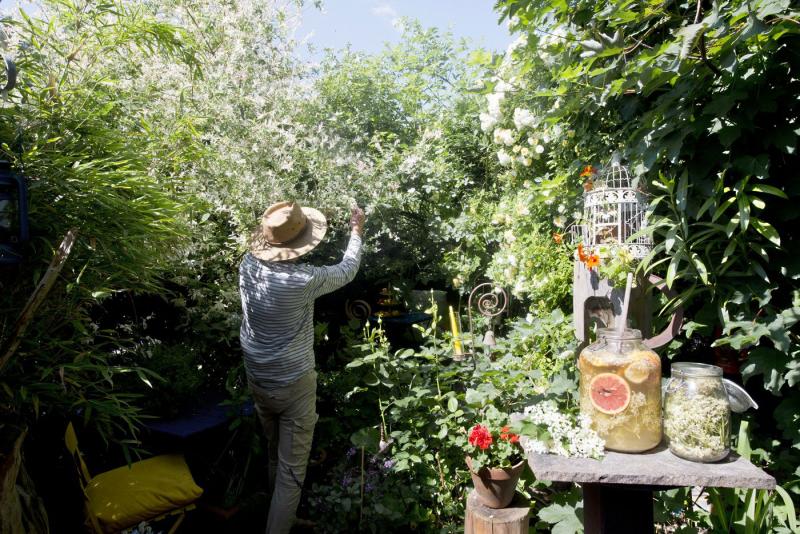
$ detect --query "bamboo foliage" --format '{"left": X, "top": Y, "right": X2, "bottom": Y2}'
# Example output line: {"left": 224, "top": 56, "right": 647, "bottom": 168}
{"left": 0, "top": 0, "right": 202, "bottom": 448}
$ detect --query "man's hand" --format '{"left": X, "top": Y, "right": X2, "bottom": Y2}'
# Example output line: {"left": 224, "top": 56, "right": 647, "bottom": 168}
{"left": 350, "top": 206, "right": 365, "bottom": 236}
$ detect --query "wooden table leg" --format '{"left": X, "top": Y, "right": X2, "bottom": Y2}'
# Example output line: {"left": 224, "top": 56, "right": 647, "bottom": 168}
{"left": 582, "top": 483, "right": 654, "bottom": 533}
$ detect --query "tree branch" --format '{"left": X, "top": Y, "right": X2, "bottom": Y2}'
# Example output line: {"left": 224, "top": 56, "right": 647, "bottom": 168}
{"left": 0, "top": 229, "right": 79, "bottom": 374}
{"left": 694, "top": 0, "right": 722, "bottom": 77}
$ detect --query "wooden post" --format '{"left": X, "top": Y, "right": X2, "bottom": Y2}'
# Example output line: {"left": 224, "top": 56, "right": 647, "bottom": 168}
{"left": 465, "top": 490, "right": 529, "bottom": 534}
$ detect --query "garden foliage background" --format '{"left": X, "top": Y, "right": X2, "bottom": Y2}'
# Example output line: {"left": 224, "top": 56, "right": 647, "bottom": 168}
{"left": 0, "top": 0, "right": 798, "bottom": 531}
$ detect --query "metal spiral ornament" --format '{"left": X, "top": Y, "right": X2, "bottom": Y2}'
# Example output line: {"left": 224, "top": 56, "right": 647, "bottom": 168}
{"left": 345, "top": 299, "right": 372, "bottom": 321}
{"left": 466, "top": 283, "right": 509, "bottom": 357}
{"left": 470, "top": 284, "right": 508, "bottom": 319}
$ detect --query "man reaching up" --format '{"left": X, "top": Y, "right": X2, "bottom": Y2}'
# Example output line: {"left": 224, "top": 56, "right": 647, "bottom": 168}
{"left": 239, "top": 201, "right": 365, "bottom": 533}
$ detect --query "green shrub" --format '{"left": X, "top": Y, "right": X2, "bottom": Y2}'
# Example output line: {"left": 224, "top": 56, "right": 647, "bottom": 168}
{"left": 310, "top": 308, "right": 577, "bottom": 531}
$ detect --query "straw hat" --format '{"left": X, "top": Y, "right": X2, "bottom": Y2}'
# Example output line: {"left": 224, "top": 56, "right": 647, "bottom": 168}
{"left": 249, "top": 201, "right": 327, "bottom": 262}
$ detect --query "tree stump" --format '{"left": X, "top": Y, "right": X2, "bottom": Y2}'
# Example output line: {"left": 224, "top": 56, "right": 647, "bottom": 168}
{"left": 465, "top": 490, "right": 529, "bottom": 534}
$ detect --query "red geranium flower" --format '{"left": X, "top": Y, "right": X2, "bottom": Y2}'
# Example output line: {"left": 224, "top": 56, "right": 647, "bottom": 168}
{"left": 500, "top": 425, "right": 519, "bottom": 443}
{"left": 464, "top": 418, "right": 521, "bottom": 470}
{"left": 468, "top": 424, "right": 493, "bottom": 450}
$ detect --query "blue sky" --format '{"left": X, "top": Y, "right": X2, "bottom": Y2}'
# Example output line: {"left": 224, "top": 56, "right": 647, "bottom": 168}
{"left": 0, "top": 1, "right": 37, "bottom": 15}
{"left": 0, "top": 1, "right": 513, "bottom": 56}
{"left": 296, "top": 1, "right": 512, "bottom": 58}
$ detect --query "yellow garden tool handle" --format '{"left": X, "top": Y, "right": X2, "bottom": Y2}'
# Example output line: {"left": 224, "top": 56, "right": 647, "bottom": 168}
{"left": 643, "top": 273, "right": 684, "bottom": 350}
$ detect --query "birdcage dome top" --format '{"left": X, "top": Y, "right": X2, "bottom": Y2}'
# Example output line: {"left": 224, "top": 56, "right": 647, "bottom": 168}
{"left": 583, "top": 163, "right": 644, "bottom": 208}
{"left": 590, "top": 162, "right": 635, "bottom": 191}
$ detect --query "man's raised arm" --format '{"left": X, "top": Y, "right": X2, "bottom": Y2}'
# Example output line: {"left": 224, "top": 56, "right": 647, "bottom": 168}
{"left": 306, "top": 206, "right": 365, "bottom": 299}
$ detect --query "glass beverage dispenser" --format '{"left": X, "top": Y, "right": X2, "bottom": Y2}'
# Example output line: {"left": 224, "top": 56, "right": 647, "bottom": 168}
{"left": 578, "top": 328, "right": 662, "bottom": 452}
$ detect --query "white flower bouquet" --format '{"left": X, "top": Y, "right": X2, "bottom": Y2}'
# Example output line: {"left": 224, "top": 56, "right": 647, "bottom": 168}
{"left": 512, "top": 400, "right": 605, "bottom": 459}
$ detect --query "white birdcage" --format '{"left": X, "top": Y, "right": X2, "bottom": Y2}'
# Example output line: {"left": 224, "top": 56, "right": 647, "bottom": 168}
{"left": 576, "top": 161, "right": 651, "bottom": 259}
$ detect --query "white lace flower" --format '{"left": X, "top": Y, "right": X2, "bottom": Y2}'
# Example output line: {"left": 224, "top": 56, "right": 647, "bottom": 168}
{"left": 493, "top": 128, "right": 515, "bottom": 146}
{"left": 486, "top": 93, "right": 505, "bottom": 117}
{"left": 480, "top": 112, "right": 498, "bottom": 132}
{"left": 513, "top": 108, "right": 536, "bottom": 130}
{"left": 524, "top": 439, "right": 549, "bottom": 455}
{"left": 522, "top": 401, "right": 604, "bottom": 459}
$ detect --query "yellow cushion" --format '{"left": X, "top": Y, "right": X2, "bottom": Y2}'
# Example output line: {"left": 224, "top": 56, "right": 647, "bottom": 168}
{"left": 85, "top": 454, "right": 203, "bottom": 533}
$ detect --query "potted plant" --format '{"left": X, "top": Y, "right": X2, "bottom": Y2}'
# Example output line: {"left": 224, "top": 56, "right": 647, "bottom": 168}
{"left": 463, "top": 412, "right": 525, "bottom": 509}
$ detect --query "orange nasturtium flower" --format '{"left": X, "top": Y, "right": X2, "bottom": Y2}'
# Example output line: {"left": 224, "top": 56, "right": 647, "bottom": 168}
{"left": 577, "top": 243, "right": 588, "bottom": 262}
{"left": 580, "top": 165, "right": 596, "bottom": 178}
{"left": 586, "top": 254, "right": 601, "bottom": 269}
{"left": 553, "top": 232, "right": 563, "bottom": 244}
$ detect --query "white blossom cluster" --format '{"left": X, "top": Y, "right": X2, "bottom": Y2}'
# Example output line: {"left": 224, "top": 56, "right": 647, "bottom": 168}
{"left": 535, "top": 27, "right": 569, "bottom": 66}
{"left": 103, "top": 0, "right": 384, "bottom": 240}
{"left": 476, "top": 36, "right": 545, "bottom": 168}
{"left": 484, "top": 191, "right": 567, "bottom": 299}
{"left": 522, "top": 400, "right": 605, "bottom": 459}
{"left": 477, "top": 28, "right": 587, "bottom": 171}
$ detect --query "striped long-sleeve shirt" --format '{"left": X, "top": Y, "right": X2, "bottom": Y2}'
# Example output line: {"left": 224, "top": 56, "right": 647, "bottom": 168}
{"left": 238, "top": 233, "right": 363, "bottom": 388}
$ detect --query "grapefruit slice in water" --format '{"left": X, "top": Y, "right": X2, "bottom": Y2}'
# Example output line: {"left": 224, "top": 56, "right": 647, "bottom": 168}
{"left": 589, "top": 373, "right": 631, "bottom": 415}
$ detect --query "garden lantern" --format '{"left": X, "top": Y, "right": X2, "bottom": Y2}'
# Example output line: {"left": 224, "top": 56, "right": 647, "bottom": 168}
{"left": 0, "top": 161, "right": 29, "bottom": 265}
{"left": 572, "top": 160, "right": 681, "bottom": 349}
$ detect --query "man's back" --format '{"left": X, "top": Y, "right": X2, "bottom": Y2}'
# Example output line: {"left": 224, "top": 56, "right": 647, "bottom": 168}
{"left": 239, "top": 233, "right": 362, "bottom": 388}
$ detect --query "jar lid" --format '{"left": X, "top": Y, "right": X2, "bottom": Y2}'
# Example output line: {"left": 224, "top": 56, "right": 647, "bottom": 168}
{"left": 671, "top": 362, "right": 722, "bottom": 378}
{"left": 597, "top": 327, "right": 642, "bottom": 341}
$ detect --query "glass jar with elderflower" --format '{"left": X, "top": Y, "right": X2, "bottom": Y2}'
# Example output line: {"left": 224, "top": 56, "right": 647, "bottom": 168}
{"left": 663, "top": 362, "right": 758, "bottom": 462}
{"left": 578, "top": 328, "right": 662, "bottom": 452}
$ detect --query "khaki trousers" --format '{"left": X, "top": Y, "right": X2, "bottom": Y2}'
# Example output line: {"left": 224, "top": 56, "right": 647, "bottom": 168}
{"left": 249, "top": 370, "right": 318, "bottom": 534}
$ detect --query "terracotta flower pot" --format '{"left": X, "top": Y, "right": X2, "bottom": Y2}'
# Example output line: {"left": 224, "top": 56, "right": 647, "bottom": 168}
{"left": 465, "top": 456, "right": 526, "bottom": 509}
